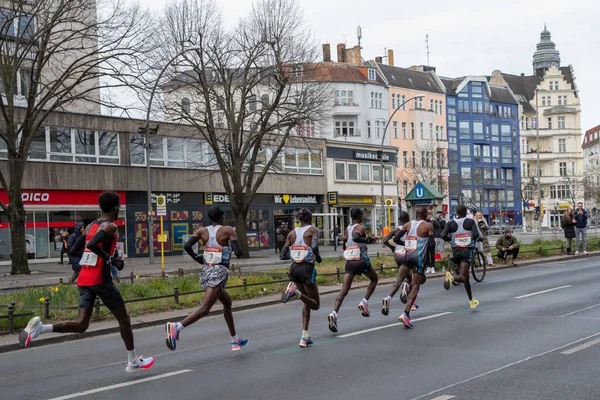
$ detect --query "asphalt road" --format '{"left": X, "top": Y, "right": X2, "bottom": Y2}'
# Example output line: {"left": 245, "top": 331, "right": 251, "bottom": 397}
{"left": 2, "top": 255, "right": 600, "bottom": 400}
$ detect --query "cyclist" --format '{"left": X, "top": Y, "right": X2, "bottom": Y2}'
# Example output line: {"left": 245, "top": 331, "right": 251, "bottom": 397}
{"left": 441, "top": 204, "right": 480, "bottom": 309}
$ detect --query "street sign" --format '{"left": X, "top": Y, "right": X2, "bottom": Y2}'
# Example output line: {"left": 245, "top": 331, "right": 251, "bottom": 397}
{"left": 156, "top": 195, "right": 167, "bottom": 216}
{"left": 327, "top": 191, "right": 338, "bottom": 205}
{"left": 157, "top": 233, "right": 167, "bottom": 243}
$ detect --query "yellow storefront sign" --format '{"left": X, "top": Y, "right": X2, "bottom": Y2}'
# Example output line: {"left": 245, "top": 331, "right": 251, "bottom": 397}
{"left": 157, "top": 234, "right": 168, "bottom": 243}
{"left": 338, "top": 196, "right": 374, "bottom": 205}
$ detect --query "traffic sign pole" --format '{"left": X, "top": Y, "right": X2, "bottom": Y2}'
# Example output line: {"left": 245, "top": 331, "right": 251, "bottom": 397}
{"left": 160, "top": 216, "right": 165, "bottom": 271}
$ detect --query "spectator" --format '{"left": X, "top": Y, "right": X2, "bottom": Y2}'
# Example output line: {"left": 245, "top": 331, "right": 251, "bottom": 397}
{"left": 475, "top": 212, "right": 494, "bottom": 266}
{"left": 58, "top": 231, "right": 69, "bottom": 264}
{"left": 574, "top": 202, "right": 588, "bottom": 255}
{"left": 496, "top": 228, "right": 520, "bottom": 265}
{"left": 66, "top": 223, "right": 85, "bottom": 283}
{"left": 431, "top": 210, "right": 446, "bottom": 272}
{"left": 561, "top": 208, "right": 576, "bottom": 255}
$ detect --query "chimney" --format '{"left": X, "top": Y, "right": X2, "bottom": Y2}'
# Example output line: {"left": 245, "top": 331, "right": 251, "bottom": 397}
{"left": 375, "top": 56, "right": 383, "bottom": 64}
{"left": 521, "top": 73, "right": 525, "bottom": 76}
{"left": 387, "top": 49, "right": 394, "bottom": 66}
{"left": 351, "top": 45, "right": 361, "bottom": 65}
{"left": 322, "top": 43, "right": 331, "bottom": 62}
{"left": 337, "top": 43, "right": 346, "bottom": 63}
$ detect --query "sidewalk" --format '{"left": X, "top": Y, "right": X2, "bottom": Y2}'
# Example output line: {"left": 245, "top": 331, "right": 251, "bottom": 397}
{"left": 0, "top": 246, "right": 347, "bottom": 290}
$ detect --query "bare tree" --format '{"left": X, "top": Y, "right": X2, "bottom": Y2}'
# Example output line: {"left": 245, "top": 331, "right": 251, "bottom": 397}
{"left": 398, "top": 141, "right": 448, "bottom": 198}
{"left": 583, "top": 166, "right": 600, "bottom": 208}
{"left": 0, "top": 0, "right": 152, "bottom": 274}
{"left": 147, "top": 0, "right": 329, "bottom": 257}
{"left": 560, "top": 173, "right": 585, "bottom": 209}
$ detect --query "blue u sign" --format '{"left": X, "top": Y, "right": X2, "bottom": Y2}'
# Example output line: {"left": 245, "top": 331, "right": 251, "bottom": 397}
{"left": 415, "top": 187, "right": 424, "bottom": 198}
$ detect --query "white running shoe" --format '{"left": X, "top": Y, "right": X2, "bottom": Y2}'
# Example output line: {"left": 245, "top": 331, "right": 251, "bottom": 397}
{"left": 19, "top": 316, "right": 43, "bottom": 348}
{"left": 575, "top": 251, "right": 579, "bottom": 255}
{"left": 584, "top": 251, "right": 588, "bottom": 255}
{"left": 125, "top": 356, "right": 155, "bottom": 373}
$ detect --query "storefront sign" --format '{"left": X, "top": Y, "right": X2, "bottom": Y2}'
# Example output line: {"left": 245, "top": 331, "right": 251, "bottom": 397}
{"left": 557, "top": 203, "right": 571, "bottom": 209}
{"left": 0, "top": 190, "right": 127, "bottom": 206}
{"left": 273, "top": 194, "right": 318, "bottom": 205}
{"left": 204, "top": 193, "right": 230, "bottom": 204}
{"left": 328, "top": 192, "right": 338, "bottom": 205}
{"left": 156, "top": 195, "right": 167, "bottom": 216}
{"left": 151, "top": 192, "right": 181, "bottom": 204}
{"left": 338, "top": 196, "right": 374, "bottom": 205}
{"left": 354, "top": 150, "right": 390, "bottom": 162}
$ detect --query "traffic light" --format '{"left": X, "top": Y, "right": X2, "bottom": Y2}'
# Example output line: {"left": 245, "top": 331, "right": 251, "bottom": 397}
{"left": 534, "top": 205, "right": 541, "bottom": 215}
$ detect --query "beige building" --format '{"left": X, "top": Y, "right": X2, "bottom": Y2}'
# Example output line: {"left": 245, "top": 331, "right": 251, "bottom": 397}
{"left": 490, "top": 26, "right": 584, "bottom": 229}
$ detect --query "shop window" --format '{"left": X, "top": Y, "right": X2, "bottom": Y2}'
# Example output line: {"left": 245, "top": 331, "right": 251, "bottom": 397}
{"left": 334, "top": 161, "right": 346, "bottom": 181}
{"left": 347, "top": 162, "right": 358, "bottom": 181}
{"left": 360, "top": 163, "right": 370, "bottom": 182}
{"left": 372, "top": 164, "right": 381, "bottom": 182}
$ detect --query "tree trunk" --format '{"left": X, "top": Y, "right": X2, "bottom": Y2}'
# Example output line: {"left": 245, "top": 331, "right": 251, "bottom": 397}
{"left": 8, "top": 200, "right": 30, "bottom": 275}
{"left": 233, "top": 208, "right": 250, "bottom": 258}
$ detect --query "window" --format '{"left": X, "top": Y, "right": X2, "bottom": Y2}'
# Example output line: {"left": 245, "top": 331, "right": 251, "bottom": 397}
{"left": 473, "top": 121, "right": 484, "bottom": 140}
{"left": 550, "top": 185, "right": 570, "bottom": 199}
{"left": 347, "top": 162, "right": 359, "bottom": 181}
{"left": 411, "top": 151, "right": 416, "bottom": 167}
{"left": 458, "top": 99, "right": 469, "bottom": 112}
{"left": 248, "top": 95, "right": 257, "bottom": 111}
{"left": 368, "top": 68, "right": 376, "bottom": 80}
{"left": 41, "top": 127, "right": 120, "bottom": 164}
{"left": 384, "top": 165, "right": 393, "bottom": 183}
{"left": 542, "top": 96, "right": 552, "bottom": 106}
{"left": 378, "top": 93, "right": 383, "bottom": 109}
{"left": 429, "top": 123, "right": 433, "bottom": 140}
{"left": 532, "top": 118, "right": 537, "bottom": 129}
{"left": 559, "top": 162, "right": 567, "bottom": 176}
{"left": 403, "top": 151, "right": 408, "bottom": 168}
{"left": 420, "top": 122, "right": 424, "bottom": 139}
{"left": 559, "top": 138, "right": 566, "bottom": 152}
{"left": 400, "top": 95, "right": 407, "bottom": 110}
{"left": 360, "top": 163, "right": 370, "bottom": 181}
{"left": 367, "top": 121, "right": 371, "bottom": 138}
{"left": 393, "top": 121, "right": 398, "bottom": 139}
{"left": 334, "top": 120, "right": 356, "bottom": 137}
{"left": 460, "top": 144, "right": 471, "bottom": 162}
{"left": 375, "top": 120, "right": 383, "bottom": 138}
{"left": 472, "top": 100, "right": 483, "bottom": 113}
{"left": 430, "top": 99, "right": 434, "bottom": 112}
{"left": 492, "top": 146, "right": 500, "bottom": 163}
{"left": 502, "top": 146, "right": 512, "bottom": 163}
{"left": 181, "top": 98, "right": 190, "bottom": 114}
{"left": 392, "top": 94, "right": 396, "bottom": 109}
{"left": 558, "top": 95, "right": 567, "bottom": 105}
{"left": 439, "top": 101, "right": 443, "bottom": 115}
{"left": 459, "top": 121, "right": 470, "bottom": 140}
{"left": 474, "top": 145, "right": 482, "bottom": 162}
{"left": 402, "top": 122, "right": 407, "bottom": 139}
{"left": 550, "top": 81, "right": 559, "bottom": 90}
{"left": 501, "top": 125, "right": 512, "bottom": 142}
{"left": 547, "top": 117, "right": 553, "bottom": 130}
{"left": 334, "top": 161, "right": 346, "bottom": 180}
{"left": 410, "top": 123, "right": 415, "bottom": 139}
{"left": 403, "top": 181, "right": 409, "bottom": 197}
{"left": 461, "top": 167, "right": 471, "bottom": 184}
{"left": 482, "top": 145, "right": 490, "bottom": 162}
{"left": 558, "top": 116, "right": 565, "bottom": 129}
{"left": 372, "top": 164, "right": 381, "bottom": 182}
{"left": 370, "top": 92, "right": 376, "bottom": 108}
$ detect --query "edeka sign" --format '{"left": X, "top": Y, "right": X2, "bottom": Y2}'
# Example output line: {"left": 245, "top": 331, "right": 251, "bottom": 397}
{"left": 273, "top": 194, "right": 318, "bottom": 205}
{"left": 354, "top": 150, "right": 390, "bottom": 162}
{"left": 205, "top": 193, "right": 230, "bottom": 204}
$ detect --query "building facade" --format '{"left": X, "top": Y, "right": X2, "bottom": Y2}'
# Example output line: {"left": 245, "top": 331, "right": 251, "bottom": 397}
{"left": 582, "top": 125, "right": 600, "bottom": 210}
{"left": 442, "top": 76, "right": 522, "bottom": 225}
{"left": 490, "top": 26, "right": 584, "bottom": 228}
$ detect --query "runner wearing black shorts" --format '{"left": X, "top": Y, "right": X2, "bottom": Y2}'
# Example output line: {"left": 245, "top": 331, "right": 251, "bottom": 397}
{"left": 280, "top": 208, "right": 321, "bottom": 347}
{"left": 19, "top": 192, "right": 154, "bottom": 373}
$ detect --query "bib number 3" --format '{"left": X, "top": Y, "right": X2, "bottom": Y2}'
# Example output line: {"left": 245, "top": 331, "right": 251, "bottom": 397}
{"left": 204, "top": 247, "right": 223, "bottom": 266}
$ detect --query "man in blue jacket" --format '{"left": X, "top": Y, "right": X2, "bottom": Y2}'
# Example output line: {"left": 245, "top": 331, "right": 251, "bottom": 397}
{"left": 574, "top": 202, "right": 588, "bottom": 255}
{"left": 67, "top": 223, "right": 85, "bottom": 283}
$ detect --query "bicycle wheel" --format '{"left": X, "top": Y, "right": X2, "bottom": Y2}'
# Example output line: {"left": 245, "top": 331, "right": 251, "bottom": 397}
{"left": 471, "top": 250, "right": 486, "bottom": 282}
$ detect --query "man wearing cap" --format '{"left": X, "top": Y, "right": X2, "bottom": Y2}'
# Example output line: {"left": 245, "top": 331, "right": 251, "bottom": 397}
{"left": 496, "top": 228, "right": 520, "bottom": 265}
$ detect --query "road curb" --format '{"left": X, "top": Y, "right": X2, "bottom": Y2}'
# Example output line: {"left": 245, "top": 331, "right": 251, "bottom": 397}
{"left": 2, "top": 252, "right": 597, "bottom": 353}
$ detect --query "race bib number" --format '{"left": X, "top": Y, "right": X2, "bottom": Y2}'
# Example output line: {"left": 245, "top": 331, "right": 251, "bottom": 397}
{"left": 394, "top": 245, "right": 406, "bottom": 256}
{"left": 454, "top": 233, "right": 471, "bottom": 248}
{"left": 344, "top": 245, "right": 361, "bottom": 261}
{"left": 80, "top": 251, "right": 99, "bottom": 267}
{"left": 404, "top": 236, "right": 418, "bottom": 251}
{"left": 204, "top": 247, "right": 223, "bottom": 266}
{"left": 291, "top": 246, "right": 309, "bottom": 263}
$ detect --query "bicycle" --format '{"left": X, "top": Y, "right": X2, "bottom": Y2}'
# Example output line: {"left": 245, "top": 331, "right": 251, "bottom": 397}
{"left": 447, "top": 245, "right": 487, "bottom": 283}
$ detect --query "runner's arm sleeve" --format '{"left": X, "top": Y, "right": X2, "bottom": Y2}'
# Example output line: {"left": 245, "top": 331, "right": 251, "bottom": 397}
{"left": 352, "top": 232, "right": 372, "bottom": 244}
{"left": 86, "top": 230, "right": 112, "bottom": 261}
{"left": 231, "top": 240, "right": 243, "bottom": 258}
{"left": 311, "top": 235, "right": 322, "bottom": 263}
{"left": 183, "top": 235, "right": 204, "bottom": 264}
{"left": 279, "top": 245, "right": 290, "bottom": 260}
{"left": 383, "top": 230, "right": 396, "bottom": 251}
{"left": 440, "top": 223, "right": 452, "bottom": 242}
{"left": 392, "top": 229, "right": 406, "bottom": 246}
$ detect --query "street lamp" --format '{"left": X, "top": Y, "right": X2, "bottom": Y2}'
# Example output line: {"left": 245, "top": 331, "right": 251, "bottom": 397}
{"left": 378, "top": 94, "right": 425, "bottom": 233}
{"left": 535, "top": 88, "right": 548, "bottom": 236}
{"left": 141, "top": 44, "right": 201, "bottom": 264}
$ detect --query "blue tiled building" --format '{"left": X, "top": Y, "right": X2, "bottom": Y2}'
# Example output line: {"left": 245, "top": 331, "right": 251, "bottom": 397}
{"left": 441, "top": 76, "right": 523, "bottom": 226}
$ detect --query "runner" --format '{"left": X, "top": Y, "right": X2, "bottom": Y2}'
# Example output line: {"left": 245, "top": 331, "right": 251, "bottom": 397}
{"left": 381, "top": 211, "right": 418, "bottom": 314}
{"left": 328, "top": 208, "right": 377, "bottom": 333}
{"left": 165, "top": 206, "right": 248, "bottom": 352}
{"left": 18, "top": 192, "right": 154, "bottom": 373}
{"left": 383, "top": 206, "right": 432, "bottom": 328}
{"left": 280, "top": 208, "right": 322, "bottom": 348}
{"left": 441, "top": 204, "right": 481, "bottom": 309}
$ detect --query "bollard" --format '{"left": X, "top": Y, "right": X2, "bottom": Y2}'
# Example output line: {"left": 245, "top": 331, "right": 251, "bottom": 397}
{"left": 243, "top": 278, "right": 247, "bottom": 292}
{"left": 379, "top": 263, "right": 384, "bottom": 274}
{"left": 7, "top": 302, "right": 15, "bottom": 334}
{"left": 336, "top": 267, "right": 341, "bottom": 282}
{"left": 377, "top": 252, "right": 380, "bottom": 257}
{"left": 59, "top": 278, "right": 63, "bottom": 285}
{"left": 561, "top": 244, "right": 564, "bottom": 253}
{"left": 130, "top": 271, "right": 134, "bottom": 284}
{"left": 173, "top": 286, "right": 180, "bottom": 305}
{"left": 178, "top": 268, "right": 184, "bottom": 278}
{"left": 94, "top": 297, "right": 101, "bottom": 318}
{"left": 162, "top": 270, "right": 166, "bottom": 279}
{"left": 43, "top": 297, "right": 50, "bottom": 320}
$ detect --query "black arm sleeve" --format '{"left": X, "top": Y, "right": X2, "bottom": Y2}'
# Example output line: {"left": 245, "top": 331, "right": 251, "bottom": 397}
{"left": 86, "top": 230, "right": 111, "bottom": 261}
{"left": 352, "top": 232, "right": 372, "bottom": 244}
{"left": 230, "top": 240, "right": 242, "bottom": 258}
{"left": 311, "top": 235, "right": 322, "bottom": 262}
{"left": 392, "top": 229, "right": 407, "bottom": 245}
{"left": 279, "top": 246, "right": 290, "bottom": 260}
{"left": 440, "top": 221, "right": 454, "bottom": 242}
{"left": 69, "top": 234, "right": 86, "bottom": 259}
{"left": 184, "top": 236, "right": 203, "bottom": 264}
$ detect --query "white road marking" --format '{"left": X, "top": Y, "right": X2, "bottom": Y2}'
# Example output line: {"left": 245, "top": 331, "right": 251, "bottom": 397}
{"left": 561, "top": 337, "right": 600, "bottom": 355}
{"left": 514, "top": 285, "right": 572, "bottom": 299}
{"left": 46, "top": 369, "right": 193, "bottom": 400}
{"left": 430, "top": 396, "right": 456, "bottom": 400}
{"left": 409, "top": 331, "right": 600, "bottom": 400}
{"left": 560, "top": 302, "right": 600, "bottom": 317}
{"left": 338, "top": 312, "right": 453, "bottom": 338}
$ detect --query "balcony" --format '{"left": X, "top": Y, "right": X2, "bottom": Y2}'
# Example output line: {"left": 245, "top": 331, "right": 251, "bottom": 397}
{"left": 332, "top": 102, "right": 360, "bottom": 116}
{"left": 520, "top": 128, "right": 581, "bottom": 137}
{"left": 521, "top": 151, "right": 556, "bottom": 161}
{"left": 333, "top": 128, "right": 361, "bottom": 138}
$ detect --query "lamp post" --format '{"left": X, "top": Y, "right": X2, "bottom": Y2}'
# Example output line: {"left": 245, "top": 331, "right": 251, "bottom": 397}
{"left": 141, "top": 45, "right": 200, "bottom": 264}
{"left": 378, "top": 95, "right": 425, "bottom": 233}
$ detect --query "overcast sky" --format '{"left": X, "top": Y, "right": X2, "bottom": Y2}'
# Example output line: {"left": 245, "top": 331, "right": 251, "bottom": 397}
{"left": 137, "top": 0, "right": 599, "bottom": 135}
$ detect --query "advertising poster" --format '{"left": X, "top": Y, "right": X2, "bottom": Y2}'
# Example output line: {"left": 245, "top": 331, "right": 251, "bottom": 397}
{"left": 171, "top": 223, "right": 188, "bottom": 252}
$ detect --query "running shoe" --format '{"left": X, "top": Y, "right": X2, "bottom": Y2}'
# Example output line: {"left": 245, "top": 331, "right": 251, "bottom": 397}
{"left": 443, "top": 271, "right": 454, "bottom": 290}
{"left": 399, "top": 312, "right": 413, "bottom": 329}
{"left": 328, "top": 312, "right": 338, "bottom": 333}
{"left": 165, "top": 322, "right": 179, "bottom": 351}
{"left": 469, "top": 299, "right": 480, "bottom": 309}
{"left": 358, "top": 300, "right": 370, "bottom": 317}
{"left": 19, "top": 316, "right": 43, "bottom": 348}
{"left": 382, "top": 296, "right": 391, "bottom": 316}
{"left": 125, "top": 356, "right": 155, "bottom": 373}
{"left": 400, "top": 281, "right": 411, "bottom": 304}
{"left": 410, "top": 304, "right": 419, "bottom": 312}
{"left": 231, "top": 337, "right": 249, "bottom": 351}
{"left": 299, "top": 337, "right": 314, "bottom": 348}
{"left": 281, "top": 282, "right": 300, "bottom": 303}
